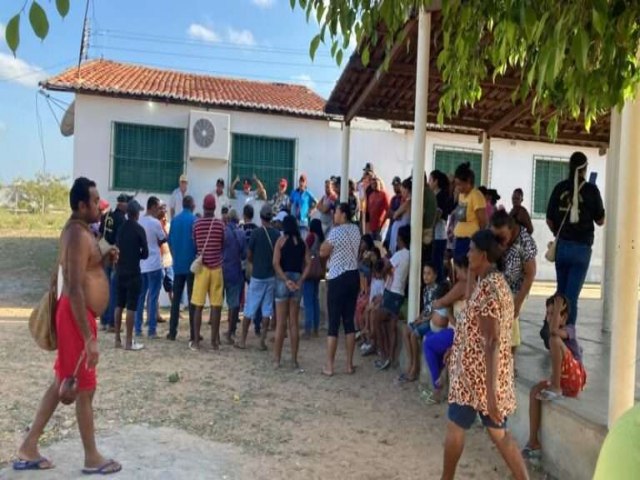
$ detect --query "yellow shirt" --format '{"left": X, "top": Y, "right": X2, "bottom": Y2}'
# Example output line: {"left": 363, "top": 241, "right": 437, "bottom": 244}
{"left": 453, "top": 188, "right": 486, "bottom": 238}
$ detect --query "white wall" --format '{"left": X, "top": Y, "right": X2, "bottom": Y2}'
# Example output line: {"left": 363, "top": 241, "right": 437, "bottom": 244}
{"left": 73, "top": 94, "right": 607, "bottom": 282}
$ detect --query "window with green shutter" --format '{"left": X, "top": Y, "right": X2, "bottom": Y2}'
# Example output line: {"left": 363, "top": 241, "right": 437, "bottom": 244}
{"left": 111, "top": 123, "right": 186, "bottom": 194}
{"left": 532, "top": 156, "right": 569, "bottom": 216}
{"left": 231, "top": 134, "right": 296, "bottom": 197}
{"left": 434, "top": 146, "right": 483, "bottom": 183}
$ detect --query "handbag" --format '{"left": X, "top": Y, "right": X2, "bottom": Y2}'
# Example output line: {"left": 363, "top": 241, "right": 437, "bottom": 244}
{"left": 190, "top": 217, "right": 216, "bottom": 274}
{"left": 58, "top": 350, "right": 87, "bottom": 405}
{"left": 306, "top": 234, "right": 325, "bottom": 280}
{"left": 546, "top": 182, "right": 585, "bottom": 262}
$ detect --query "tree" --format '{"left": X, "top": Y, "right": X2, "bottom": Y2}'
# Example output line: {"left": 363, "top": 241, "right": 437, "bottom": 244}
{"left": 7, "top": 173, "right": 69, "bottom": 213}
{"left": 293, "top": 0, "right": 640, "bottom": 139}
{"left": 6, "top": 1, "right": 640, "bottom": 138}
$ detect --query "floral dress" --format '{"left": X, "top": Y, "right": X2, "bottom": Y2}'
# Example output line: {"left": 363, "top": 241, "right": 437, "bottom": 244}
{"left": 447, "top": 271, "right": 516, "bottom": 418}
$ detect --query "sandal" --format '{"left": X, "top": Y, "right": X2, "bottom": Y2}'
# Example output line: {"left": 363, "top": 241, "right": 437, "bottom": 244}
{"left": 82, "top": 459, "right": 122, "bottom": 475}
{"left": 13, "top": 457, "right": 54, "bottom": 471}
{"left": 522, "top": 446, "right": 542, "bottom": 460}
{"left": 536, "top": 389, "right": 563, "bottom": 402}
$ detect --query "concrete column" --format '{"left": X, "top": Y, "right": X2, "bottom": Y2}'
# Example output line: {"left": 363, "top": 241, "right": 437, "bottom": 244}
{"left": 340, "top": 122, "right": 351, "bottom": 202}
{"left": 607, "top": 95, "right": 640, "bottom": 426}
{"left": 602, "top": 110, "right": 622, "bottom": 332}
{"left": 407, "top": 9, "right": 431, "bottom": 325}
{"left": 481, "top": 132, "right": 491, "bottom": 186}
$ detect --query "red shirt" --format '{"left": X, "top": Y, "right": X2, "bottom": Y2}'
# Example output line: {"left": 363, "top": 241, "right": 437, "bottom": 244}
{"left": 367, "top": 190, "right": 390, "bottom": 232}
{"left": 192, "top": 217, "right": 225, "bottom": 268}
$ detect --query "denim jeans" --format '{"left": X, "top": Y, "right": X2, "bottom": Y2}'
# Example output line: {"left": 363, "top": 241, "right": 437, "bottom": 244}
{"left": 555, "top": 239, "right": 592, "bottom": 325}
{"left": 169, "top": 272, "right": 195, "bottom": 340}
{"left": 303, "top": 279, "right": 320, "bottom": 334}
{"left": 101, "top": 266, "right": 117, "bottom": 327}
{"left": 135, "top": 269, "right": 163, "bottom": 336}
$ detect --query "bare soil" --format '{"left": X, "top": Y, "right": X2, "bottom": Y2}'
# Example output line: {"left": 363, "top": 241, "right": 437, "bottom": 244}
{"left": 0, "top": 229, "right": 546, "bottom": 479}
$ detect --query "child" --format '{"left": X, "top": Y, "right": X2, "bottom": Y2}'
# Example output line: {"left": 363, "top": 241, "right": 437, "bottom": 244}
{"left": 355, "top": 246, "right": 380, "bottom": 335}
{"left": 372, "top": 225, "right": 410, "bottom": 371}
{"left": 421, "top": 256, "right": 469, "bottom": 403}
{"left": 360, "top": 259, "right": 386, "bottom": 356}
{"left": 398, "top": 262, "right": 449, "bottom": 382}
{"left": 523, "top": 294, "right": 587, "bottom": 460}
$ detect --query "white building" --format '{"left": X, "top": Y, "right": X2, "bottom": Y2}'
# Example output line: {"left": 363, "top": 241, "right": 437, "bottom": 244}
{"left": 42, "top": 59, "right": 607, "bottom": 281}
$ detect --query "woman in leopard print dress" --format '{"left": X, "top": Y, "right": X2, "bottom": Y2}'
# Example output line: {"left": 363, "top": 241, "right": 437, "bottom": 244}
{"left": 441, "top": 229, "right": 529, "bottom": 480}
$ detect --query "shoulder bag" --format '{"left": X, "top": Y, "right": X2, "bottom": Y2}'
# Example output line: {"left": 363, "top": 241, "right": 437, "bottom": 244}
{"left": 190, "top": 218, "right": 216, "bottom": 274}
{"left": 307, "top": 234, "right": 325, "bottom": 281}
{"left": 545, "top": 183, "right": 584, "bottom": 262}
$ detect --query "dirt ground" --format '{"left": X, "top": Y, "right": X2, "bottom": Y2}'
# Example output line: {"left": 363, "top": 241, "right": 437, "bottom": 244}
{"left": 0, "top": 230, "right": 546, "bottom": 479}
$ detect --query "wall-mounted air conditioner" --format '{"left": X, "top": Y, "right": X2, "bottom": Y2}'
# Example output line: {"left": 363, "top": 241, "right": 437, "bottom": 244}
{"left": 188, "top": 111, "right": 230, "bottom": 161}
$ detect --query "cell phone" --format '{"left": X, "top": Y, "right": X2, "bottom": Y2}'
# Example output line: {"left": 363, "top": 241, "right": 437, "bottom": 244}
{"left": 589, "top": 172, "right": 597, "bottom": 185}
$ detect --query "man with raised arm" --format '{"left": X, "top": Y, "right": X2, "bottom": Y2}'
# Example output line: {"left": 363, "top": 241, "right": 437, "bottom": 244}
{"left": 13, "top": 177, "right": 122, "bottom": 475}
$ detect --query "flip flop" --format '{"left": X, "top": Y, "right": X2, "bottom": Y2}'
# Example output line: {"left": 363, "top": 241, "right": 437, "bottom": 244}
{"left": 82, "top": 459, "right": 122, "bottom": 475}
{"left": 13, "top": 457, "right": 53, "bottom": 471}
{"left": 536, "top": 389, "right": 563, "bottom": 402}
{"left": 522, "top": 446, "right": 542, "bottom": 460}
{"left": 321, "top": 368, "right": 333, "bottom": 377}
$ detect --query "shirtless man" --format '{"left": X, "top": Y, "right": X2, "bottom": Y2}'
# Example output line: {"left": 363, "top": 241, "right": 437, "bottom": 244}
{"left": 13, "top": 177, "right": 122, "bottom": 475}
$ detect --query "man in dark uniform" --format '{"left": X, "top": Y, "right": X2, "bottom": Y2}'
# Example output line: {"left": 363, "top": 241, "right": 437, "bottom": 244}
{"left": 99, "top": 193, "right": 131, "bottom": 331}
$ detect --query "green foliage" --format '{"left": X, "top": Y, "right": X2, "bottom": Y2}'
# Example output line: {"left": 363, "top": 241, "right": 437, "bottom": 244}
{"left": 292, "top": 0, "right": 640, "bottom": 139}
{"left": 4, "top": 173, "right": 70, "bottom": 214}
{"left": 4, "top": 0, "right": 70, "bottom": 54}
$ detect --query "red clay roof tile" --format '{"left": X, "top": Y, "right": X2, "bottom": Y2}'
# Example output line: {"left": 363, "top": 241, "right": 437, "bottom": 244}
{"left": 41, "top": 59, "right": 327, "bottom": 119}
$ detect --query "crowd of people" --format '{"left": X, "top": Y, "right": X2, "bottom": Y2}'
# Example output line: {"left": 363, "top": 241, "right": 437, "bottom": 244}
{"left": 15, "top": 150, "right": 605, "bottom": 477}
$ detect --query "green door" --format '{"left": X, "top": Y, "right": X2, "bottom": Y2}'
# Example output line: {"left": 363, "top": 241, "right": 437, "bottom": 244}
{"left": 231, "top": 134, "right": 296, "bottom": 198}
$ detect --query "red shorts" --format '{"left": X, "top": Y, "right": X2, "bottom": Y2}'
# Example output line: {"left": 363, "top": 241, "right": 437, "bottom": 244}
{"left": 53, "top": 296, "right": 98, "bottom": 391}
{"left": 560, "top": 349, "right": 587, "bottom": 397}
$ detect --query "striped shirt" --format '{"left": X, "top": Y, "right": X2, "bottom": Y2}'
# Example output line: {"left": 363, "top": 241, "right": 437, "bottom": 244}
{"left": 192, "top": 216, "right": 225, "bottom": 268}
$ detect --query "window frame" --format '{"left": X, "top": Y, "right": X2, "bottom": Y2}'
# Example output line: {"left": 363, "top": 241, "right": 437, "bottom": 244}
{"left": 432, "top": 144, "right": 489, "bottom": 185}
{"left": 109, "top": 121, "right": 187, "bottom": 194}
{"left": 531, "top": 154, "right": 570, "bottom": 218}
{"left": 229, "top": 132, "right": 298, "bottom": 199}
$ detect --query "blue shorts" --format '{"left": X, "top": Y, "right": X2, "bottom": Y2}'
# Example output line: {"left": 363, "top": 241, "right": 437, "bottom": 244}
{"left": 244, "top": 277, "right": 275, "bottom": 319}
{"left": 275, "top": 272, "right": 302, "bottom": 302}
{"left": 409, "top": 321, "right": 431, "bottom": 337}
{"left": 224, "top": 281, "right": 242, "bottom": 310}
{"left": 382, "top": 289, "right": 404, "bottom": 316}
{"left": 448, "top": 402, "right": 507, "bottom": 430}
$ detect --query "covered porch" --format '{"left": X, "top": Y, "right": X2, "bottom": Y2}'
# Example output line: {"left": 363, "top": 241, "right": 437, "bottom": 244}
{"left": 327, "top": 5, "right": 640, "bottom": 479}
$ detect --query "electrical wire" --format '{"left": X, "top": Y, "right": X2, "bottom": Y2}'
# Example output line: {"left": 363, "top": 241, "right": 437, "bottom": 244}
{"left": 93, "top": 28, "right": 338, "bottom": 58}
{"left": 91, "top": 44, "right": 341, "bottom": 70}
{"left": 34, "top": 91, "right": 48, "bottom": 174}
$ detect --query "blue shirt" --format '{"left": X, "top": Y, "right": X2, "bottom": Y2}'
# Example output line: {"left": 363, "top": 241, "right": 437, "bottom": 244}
{"left": 223, "top": 222, "right": 247, "bottom": 285}
{"left": 290, "top": 188, "right": 317, "bottom": 227}
{"left": 168, "top": 209, "right": 197, "bottom": 275}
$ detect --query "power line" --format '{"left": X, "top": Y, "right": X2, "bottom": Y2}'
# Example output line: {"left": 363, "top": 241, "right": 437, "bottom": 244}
{"left": 91, "top": 44, "right": 342, "bottom": 70}
{"left": 92, "top": 29, "right": 339, "bottom": 58}
{"left": 35, "top": 92, "right": 48, "bottom": 174}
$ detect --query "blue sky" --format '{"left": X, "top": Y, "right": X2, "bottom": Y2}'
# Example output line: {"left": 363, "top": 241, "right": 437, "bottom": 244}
{"left": 0, "top": 0, "right": 348, "bottom": 184}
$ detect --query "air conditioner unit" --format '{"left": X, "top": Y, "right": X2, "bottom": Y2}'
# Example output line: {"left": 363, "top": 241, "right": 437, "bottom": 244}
{"left": 188, "top": 111, "right": 230, "bottom": 161}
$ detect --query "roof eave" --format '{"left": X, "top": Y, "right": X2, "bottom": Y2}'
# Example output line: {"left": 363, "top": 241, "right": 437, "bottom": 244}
{"left": 40, "top": 82, "right": 330, "bottom": 121}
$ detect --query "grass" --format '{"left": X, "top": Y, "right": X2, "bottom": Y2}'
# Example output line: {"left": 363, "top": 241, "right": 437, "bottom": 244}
{"left": 0, "top": 210, "right": 68, "bottom": 233}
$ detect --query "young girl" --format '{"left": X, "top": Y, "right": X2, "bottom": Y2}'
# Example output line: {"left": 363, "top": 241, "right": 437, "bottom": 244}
{"left": 398, "top": 263, "right": 449, "bottom": 382}
{"left": 355, "top": 236, "right": 379, "bottom": 335}
{"left": 359, "top": 259, "right": 385, "bottom": 356}
{"left": 422, "top": 256, "right": 469, "bottom": 403}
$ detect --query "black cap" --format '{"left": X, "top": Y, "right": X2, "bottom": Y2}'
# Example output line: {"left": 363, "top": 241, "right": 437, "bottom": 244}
{"left": 363, "top": 162, "right": 374, "bottom": 172}
{"left": 126, "top": 199, "right": 144, "bottom": 216}
{"left": 117, "top": 193, "right": 133, "bottom": 203}
{"left": 392, "top": 176, "right": 402, "bottom": 185}
{"left": 216, "top": 178, "right": 225, "bottom": 186}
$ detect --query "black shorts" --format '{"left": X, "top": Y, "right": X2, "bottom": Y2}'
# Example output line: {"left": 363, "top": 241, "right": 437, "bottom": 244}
{"left": 116, "top": 273, "right": 142, "bottom": 311}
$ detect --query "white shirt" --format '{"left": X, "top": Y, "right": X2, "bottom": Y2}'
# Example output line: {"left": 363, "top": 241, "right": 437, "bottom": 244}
{"left": 369, "top": 278, "right": 385, "bottom": 301}
{"left": 139, "top": 215, "right": 166, "bottom": 273}
{"left": 232, "top": 190, "right": 257, "bottom": 222}
{"left": 169, "top": 188, "right": 187, "bottom": 218}
{"left": 214, "top": 193, "right": 231, "bottom": 220}
{"left": 388, "top": 248, "right": 410, "bottom": 295}
{"left": 326, "top": 223, "right": 361, "bottom": 280}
